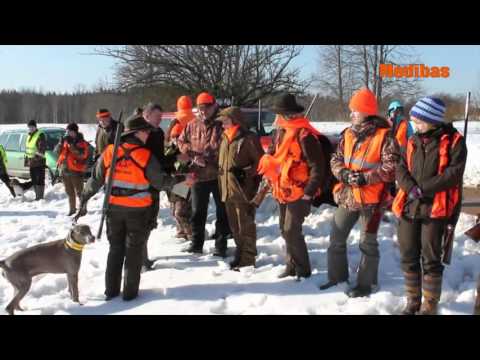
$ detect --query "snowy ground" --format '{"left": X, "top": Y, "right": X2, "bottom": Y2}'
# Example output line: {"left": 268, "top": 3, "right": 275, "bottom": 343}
{"left": 0, "top": 121, "right": 479, "bottom": 315}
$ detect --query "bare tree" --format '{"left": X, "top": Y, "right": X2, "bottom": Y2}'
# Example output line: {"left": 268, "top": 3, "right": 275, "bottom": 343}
{"left": 314, "top": 45, "right": 358, "bottom": 116}
{"left": 94, "top": 45, "right": 310, "bottom": 106}
{"left": 316, "top": 45, "right": 424, "bottom": 109}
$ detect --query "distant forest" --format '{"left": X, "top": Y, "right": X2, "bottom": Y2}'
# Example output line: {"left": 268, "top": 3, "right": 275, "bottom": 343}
{"left": 0, "top": 86, "right": 477, "bottom": 125}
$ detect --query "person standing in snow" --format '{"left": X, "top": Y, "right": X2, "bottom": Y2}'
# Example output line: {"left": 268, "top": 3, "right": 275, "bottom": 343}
{"left": 218, "top": 106, "right": 264, "bottom": 270}
{"left": 386, "top": 100, "right": 414, "bottom": 155}
{"left": 257, "top": 93, "right": 327, "bottom": 279}
{"left": 94, "top": 108, "right": 118, "bottom": 161}
{"left": 392, "top": 97, "right": 467, "bottom": 315}
{"left": 141, "top": 102, "right": 166, "bottom": 271}
{"left": 24, "top": 119, "right": 47, "bottom": 200}
{"left": 54, "top": 122, "right": 90, "bottom": 216}
{"left": 320, "top": 88, "right": 398, "bottom": 297}
{"left": 177, "top": 92, "right": 232, "bottom": 257}
{"left": 164, "top": 96, "right": 196, "bottom": 241}
{"left": 76, "top": 115, "right": 175, "bottom": 301}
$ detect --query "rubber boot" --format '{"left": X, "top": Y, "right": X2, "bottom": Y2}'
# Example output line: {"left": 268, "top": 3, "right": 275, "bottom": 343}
{"left": 418, "top": 274, "right": 442, "bottom": 315}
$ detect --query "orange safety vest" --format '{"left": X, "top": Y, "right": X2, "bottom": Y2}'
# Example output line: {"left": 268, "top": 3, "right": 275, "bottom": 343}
{"left": 103, "top": 143, "right": 152, "bottom": 208}
{"left": 57, "top": 140, "right": 89, "bottom": 173}
{"left": 392, "top": 131, "right": 463, "bottom": 219}
{"left": 271, "top": 129, "right": 315, "bottom": 203}
{"left": 395, "top": 119, "right": 408, "bottom": 153}
{"left": 333, "top": 127, "right": 389, "bottom": 205}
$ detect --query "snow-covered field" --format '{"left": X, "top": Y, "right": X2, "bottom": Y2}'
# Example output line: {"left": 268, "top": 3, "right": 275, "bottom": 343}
{"left": 0, "top": 121, "right": 479, "bottom": 315}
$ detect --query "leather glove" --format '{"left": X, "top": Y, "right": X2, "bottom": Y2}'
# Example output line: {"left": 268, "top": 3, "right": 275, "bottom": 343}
{"left": 339, "top": 169, "right": 353, "bottom": 185}
{"left": 348, "top": 171, "right": 367, "bottom": 186}
{"left": 408, "top": 185, "right": 423, "bottom": 201}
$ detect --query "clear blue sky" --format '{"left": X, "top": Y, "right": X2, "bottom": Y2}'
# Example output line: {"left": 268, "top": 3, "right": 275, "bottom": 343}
{"left": 0, "top": 45, "right": 479, "bottom": 95}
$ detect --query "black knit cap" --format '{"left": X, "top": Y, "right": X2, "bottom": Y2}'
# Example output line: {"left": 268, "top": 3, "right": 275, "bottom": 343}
{"left": 27, "top": 119, "right": 37, "bottom": 127}
{"left": 67, "top": 123, "right": 79, "bottom": 132}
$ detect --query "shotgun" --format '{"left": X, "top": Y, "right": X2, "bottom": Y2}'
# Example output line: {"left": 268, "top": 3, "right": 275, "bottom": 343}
{"left": 96, "top": 111, "right": 124, "bottom": 238}
{"left": 442, "top": 92, "right": 470, "bottom": 264}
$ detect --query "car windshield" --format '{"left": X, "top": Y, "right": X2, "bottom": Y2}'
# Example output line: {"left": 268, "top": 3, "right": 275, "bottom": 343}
{"left": 44, "top": 131, "right": 64, "bottom": 151}
{"left": 243, "top": 111, "right": 276, "bottom": 135}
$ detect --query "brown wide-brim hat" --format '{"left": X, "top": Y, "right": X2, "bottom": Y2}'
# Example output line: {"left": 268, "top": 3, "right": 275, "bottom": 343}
{"left": 121, "top": 115, "right": 155, "bottom": 137}
{"left": 217, "top": 106, "right": 248, "bottom": 128}
{"left": 270, "top": 93, "right": 305, "bottom": 115}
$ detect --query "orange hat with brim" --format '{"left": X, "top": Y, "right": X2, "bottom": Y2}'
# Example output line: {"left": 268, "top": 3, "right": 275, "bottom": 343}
{"left": 96, "top": 111, "right": 111, "bottom": 119}
{"left": 196, "top": 92, "right": 215, "bottom": 106}
{"left": 349, "top": 88, "right": 378, "bottom": 116}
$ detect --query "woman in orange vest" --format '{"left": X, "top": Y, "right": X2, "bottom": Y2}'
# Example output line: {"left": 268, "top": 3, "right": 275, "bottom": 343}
{"left": 76, "top": 115, "right": 175, "bottom": 301}
{"left": 319, "top": 88, "right": 399, "bottom": 297}
{"left": 257, "top": 93, "right": 327, "bottom": 279}
{"left": 54, "top": 123, "right": 89, "bottom": 216}
{"left": 392, "top": 97, "right": 467, "bottom": 315}
{"left": 165, "top": 95, "right": 196, "bottom": 240}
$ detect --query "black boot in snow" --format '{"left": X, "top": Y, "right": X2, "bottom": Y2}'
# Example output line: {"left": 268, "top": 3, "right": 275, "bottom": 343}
{"left": 319, "top": 281, "right": 340, "bottom": 290}
{"left": 346, "top": 285, "right": 372, "bottom": 298}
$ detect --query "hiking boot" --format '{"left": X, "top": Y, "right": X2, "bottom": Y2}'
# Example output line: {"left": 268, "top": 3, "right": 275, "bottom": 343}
{"left": 401, "top": 297, "right": 422, "bottom": 315}
{"left": 123, "top": 293, "right": 138, "bottom": 301}
{"left": 213, "top": 248, "right": 227, "bottom": 258}
{"left": 346, "top": 285, "right": 372, "bottom": 298}
{"left": 104, "top": 292, "right": 120, "bottom": 301}
{"left": 229, "top": 258, "right": 241, "bottom": 270}
{"left": 417, "top": 299, "right": 438, "bottom": 315}
{"left": 278, "top": 266, "right": 296, "bottom": 279}
{"left": 319, "top": 281, "right": 340, "bottom": 290}
{"left": 67, "top": 209, "right": 76, "bottom": 216}
{"left": 141, "top": 260, "right": 154, "bottom": 273}
{"left": 182, "top": 244, "right": 203, "bottom": 254}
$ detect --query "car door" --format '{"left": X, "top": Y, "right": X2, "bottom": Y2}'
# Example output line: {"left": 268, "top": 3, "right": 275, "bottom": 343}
{"left": 4, "top": 132, "right": 26, "bottom": 178}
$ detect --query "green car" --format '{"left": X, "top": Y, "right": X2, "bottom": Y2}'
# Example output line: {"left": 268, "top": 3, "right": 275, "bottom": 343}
{"left": 0, "top": 127, "right": 95, "bottom": 182}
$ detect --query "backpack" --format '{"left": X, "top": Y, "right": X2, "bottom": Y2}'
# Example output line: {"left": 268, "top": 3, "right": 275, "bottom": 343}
{"left": 311, "top": 133, "right": 338, "bottom": 208}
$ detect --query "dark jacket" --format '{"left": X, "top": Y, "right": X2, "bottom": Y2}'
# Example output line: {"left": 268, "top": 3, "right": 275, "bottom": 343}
{"left": 94, "top": 120, "right": 118, "bottom": 159}
{"left": 25, "top": 130, "right": 46, "bottom": 168}
{"left": 218, "top": 128, "right": 264, "bottom": 203}
{"left": 145, "top": 128, "right": 165, "bottom": 164}
{"left": 177, "top": 108, "right": 224, "bottom": 182}
{"left": 396, "top": 124, "right": 467, "bottom": 219}
{"left": 82, "top": 134, "right": 175, "bottom": 212}
{"left": 331, "top": 116, "right": 399, "bottom": 210}
{"left": 271, "top": 127, "right": 327, "bottom": 198}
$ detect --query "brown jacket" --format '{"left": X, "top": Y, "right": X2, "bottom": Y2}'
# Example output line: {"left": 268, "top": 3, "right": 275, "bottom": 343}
{"left": 218, "top": 128, "right": 264, "bottom": 203}
{"left": 396, "top": 124, "right": 467, "bottom": 219}
{"left": 271, "top": 127, "right": 327, "bottom": 198}
{"left": 331, "top": 116, "right": 399, "bottom": 210}
{"left": 177, "top": 111, "right": 224, "bottom": 182}
{"left": 24, "top": 130, "right": 46, "bottom": 168}
{"left": 94, "top": 120, "right": 118, "bottom": 159}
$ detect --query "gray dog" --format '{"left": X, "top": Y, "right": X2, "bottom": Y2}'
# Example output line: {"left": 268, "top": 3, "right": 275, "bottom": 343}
{"left": 0, "top": 224, "right": 95, "bottom": 315}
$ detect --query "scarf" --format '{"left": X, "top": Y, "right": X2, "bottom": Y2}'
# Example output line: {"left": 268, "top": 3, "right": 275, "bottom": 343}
{"left": 257, "top": 116, "right": 321, "bottom": 182}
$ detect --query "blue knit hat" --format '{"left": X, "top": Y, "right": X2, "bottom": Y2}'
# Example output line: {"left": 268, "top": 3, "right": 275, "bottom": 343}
{"left": 410, "top": 97, "right": 446, "bottom": 124}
